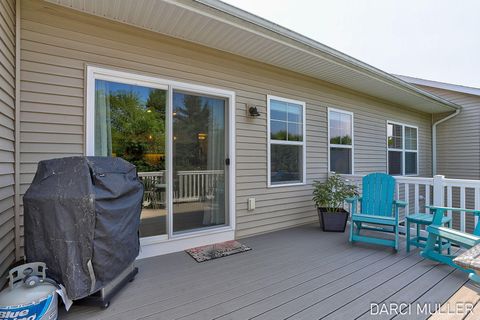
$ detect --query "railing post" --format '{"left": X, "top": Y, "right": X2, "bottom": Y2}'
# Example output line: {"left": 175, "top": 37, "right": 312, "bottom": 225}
{"left": 433, "top": 175, "right": 445, "bottom": 207}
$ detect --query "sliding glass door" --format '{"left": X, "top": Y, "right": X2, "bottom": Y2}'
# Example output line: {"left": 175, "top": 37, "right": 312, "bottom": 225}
{"left": 92, "top": 73, "right": 230, "bottom": 240}
{"left": 94, "top": 79, "right": 168, "bottom": 238}
{"left": 172, "top": 90, "right": 228, "bottom": 233}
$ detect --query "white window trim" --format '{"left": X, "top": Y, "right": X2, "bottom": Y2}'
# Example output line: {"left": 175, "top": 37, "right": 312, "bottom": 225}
{"left": 327, "top": 107, "right": 354, "bottom": 175}
{"left": 86, "top": 65, "right": 236, "bottom": 252}
{"left": 267, "top": 95, "right": 307, "bottom": 188}
{"left": 386, "top": 120, "right": 419, "bottom": 176}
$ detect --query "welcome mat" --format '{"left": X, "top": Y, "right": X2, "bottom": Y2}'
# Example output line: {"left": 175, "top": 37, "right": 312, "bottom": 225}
{"left": 185, "top": 240, "right": 252, "bottom": 262}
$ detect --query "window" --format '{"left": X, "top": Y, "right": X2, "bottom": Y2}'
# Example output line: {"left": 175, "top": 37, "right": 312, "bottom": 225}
{"left": 267, "top": 96, "right": 306, "bottom": 186}
{"left": 328, "top": 108, "right": 353, "bottom": 174}
{"left": 387, "top": 122, "right": 418, "bottom": 175}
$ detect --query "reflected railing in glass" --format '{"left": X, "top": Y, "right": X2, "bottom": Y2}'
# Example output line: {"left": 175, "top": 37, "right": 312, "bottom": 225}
{"left": 138, "top": 170, "right": 224, "bottom": 205}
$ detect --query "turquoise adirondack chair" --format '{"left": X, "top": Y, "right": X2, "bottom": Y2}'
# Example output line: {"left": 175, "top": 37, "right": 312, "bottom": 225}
{"left": 421, "top": 206, "right": 480, "bottom": 282}
{"left": 347, "top": 173, "right": 407, "bottom": 250}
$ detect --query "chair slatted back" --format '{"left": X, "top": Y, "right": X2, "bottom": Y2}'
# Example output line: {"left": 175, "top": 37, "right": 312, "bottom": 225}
{"left": 361, "top": 173, "right": 396, "bottom": 217}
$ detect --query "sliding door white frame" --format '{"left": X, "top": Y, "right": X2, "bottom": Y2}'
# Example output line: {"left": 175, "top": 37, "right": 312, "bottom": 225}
{"left": 85, "top": 66, "right": 236, "bottom": 258}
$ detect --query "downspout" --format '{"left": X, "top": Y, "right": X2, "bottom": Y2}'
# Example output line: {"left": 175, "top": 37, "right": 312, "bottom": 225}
{"left": 14, "top": 0, "right": 21, "bottom": 261}
{"left": 432, "top": 108, "right": 461, "bottom": 175}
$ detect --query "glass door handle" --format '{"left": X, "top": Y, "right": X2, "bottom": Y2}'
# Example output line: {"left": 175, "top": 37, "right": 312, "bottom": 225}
{"left": 225, "top": 158, "right": 230, "bottom": 166}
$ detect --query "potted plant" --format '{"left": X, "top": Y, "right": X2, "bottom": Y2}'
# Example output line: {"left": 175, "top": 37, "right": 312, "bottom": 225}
{"left": 312, "top": 174, "right": 357, "bottom": 232}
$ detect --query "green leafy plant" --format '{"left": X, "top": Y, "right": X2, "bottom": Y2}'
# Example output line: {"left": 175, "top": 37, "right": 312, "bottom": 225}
{"left": 312, "top": 174, "right": 357, "bottom": 212}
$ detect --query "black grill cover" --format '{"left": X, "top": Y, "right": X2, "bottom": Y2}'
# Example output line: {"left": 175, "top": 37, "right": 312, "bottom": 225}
{"left": 23, "top": 156, "right": 143, "bottom": 300}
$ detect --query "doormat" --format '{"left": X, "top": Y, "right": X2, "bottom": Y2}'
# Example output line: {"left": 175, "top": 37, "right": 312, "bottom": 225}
{"left": 185, "top": 240, "right": 252, "bottom": 262}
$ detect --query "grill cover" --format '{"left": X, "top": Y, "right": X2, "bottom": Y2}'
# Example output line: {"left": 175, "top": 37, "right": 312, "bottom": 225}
{"left": 24, "top": 156, "right": 143, "bottom": 300}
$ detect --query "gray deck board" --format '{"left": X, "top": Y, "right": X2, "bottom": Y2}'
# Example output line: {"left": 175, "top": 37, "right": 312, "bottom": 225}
{"left": 60, "top": 225, "right": 471, "bottom": 320}
{"left": 393, "top": 269, "right": 469, "bottom": 320}
{"left": 355, "top": 251, "right": 463, "bottom": 320}
{"left": 173, "top": 249, "right": 388, "bottom": 320}
{"left": 325, "top": 254, "right": 441, "bottom": 320}
{"left": 251, "top": 249, "right": 417, "bottom": 320}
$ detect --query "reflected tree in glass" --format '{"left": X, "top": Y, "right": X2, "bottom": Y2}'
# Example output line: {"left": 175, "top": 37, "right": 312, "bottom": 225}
{"left": 106, "top": 90, "right": 166, "bottom": 172}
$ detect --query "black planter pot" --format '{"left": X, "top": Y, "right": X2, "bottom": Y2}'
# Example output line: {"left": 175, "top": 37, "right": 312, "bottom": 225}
{"left": 318, "top": 208, "right": 349, "bottom": 232}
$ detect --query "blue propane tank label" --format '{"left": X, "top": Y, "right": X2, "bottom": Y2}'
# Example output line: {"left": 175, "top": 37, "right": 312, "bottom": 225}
{"left": 0, "top": 293, "right": 57, "bottom": 320}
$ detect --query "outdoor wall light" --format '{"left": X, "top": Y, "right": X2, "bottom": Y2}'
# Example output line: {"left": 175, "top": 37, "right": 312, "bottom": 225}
{"left": 247, "top": 105, "right": 261, "bottom": 117}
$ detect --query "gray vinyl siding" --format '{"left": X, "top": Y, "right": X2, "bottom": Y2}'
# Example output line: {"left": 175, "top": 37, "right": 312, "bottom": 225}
{"left": 413, "top": 84, "right": 480, "bottom": 232}
{"left": 0, "top": 0, "right": 16, "bottom": 284}
{"left": 19, "top": 0, "right": 432, "bottom": 243}
{"left": 416, "top": 84, "right": 480, "bottom": 180}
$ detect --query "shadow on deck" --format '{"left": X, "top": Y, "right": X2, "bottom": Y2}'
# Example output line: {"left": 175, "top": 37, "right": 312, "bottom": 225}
{"left": 61, "top": 225, "right": 472, "bottom": 320}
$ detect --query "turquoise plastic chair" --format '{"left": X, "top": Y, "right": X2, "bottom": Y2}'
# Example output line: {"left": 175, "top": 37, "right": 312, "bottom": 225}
{"left": 347, "top": 173, "right": 406, "bottom": 251}
{"left": 421, "top": 206, "right": 480, "bottom": 282}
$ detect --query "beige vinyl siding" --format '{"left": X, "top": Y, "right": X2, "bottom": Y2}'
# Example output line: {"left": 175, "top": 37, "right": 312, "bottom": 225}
{"left": 0, "top": 0, "right": 16, "bottom": 284}
{"left": 20, "top": 0, "right": 432, "bottom": 242}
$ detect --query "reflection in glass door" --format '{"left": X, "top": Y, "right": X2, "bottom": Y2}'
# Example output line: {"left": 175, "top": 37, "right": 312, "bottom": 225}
{"left": 172, "top": 91, "right": 228, "bottom": 233}
{"left": 94, "top": 79, "right": 167, "bottom": 238}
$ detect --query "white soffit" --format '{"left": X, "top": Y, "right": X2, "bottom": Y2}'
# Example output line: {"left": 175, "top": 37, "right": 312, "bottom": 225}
{"left": 44, "top": 0, "right": 460, "bottom": 113}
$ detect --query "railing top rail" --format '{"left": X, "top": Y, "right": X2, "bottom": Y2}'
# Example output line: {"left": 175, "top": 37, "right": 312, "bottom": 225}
{"left": 340, "top": 173, "right": 480, "bottom": 188}
{"left": 177, "top": 170, "right": 224, "bottom": 175}
{"left": 339, "top": 174, "right": 433, "bottom": 185}
{"left": 138, "top": 171, "right": 164, "bottom": 177}
{"left": 138, "top": 170, "right": 224, "bottom": 176}
{"left": 427, "top": 205, "right": 480, "bottom": 215}
{"left": 444, "top": 178, "right": 480, "bottom": 188}
{"left": 393, "top": 176, "right": 433, "bottom": 184}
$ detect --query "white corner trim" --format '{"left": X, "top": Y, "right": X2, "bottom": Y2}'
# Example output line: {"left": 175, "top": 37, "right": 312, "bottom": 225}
{"left": 14, "top": 0, "right": 21, "bottom": 261}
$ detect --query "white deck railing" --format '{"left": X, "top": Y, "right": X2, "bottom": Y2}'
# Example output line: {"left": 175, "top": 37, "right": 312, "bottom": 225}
{"left": 340, "top": 174, "right": 480, "bottom": 233}
{"left": 176, "top": 170, "right": 224, "bottom": 203}
{"left": 138, "top": 170, "right": 224, "bottom": 205}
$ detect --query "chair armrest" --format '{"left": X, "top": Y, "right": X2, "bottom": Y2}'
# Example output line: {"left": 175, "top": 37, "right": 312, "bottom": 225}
{"left": 392, "top": 200, "right": 407, "bottom": 221}
{"left": 345, "top": 196, "right": 361, "bottom": 215}
{"left": 426, "top": 206, "right": 449, "bottom": 226}
{"left": 393, "top": 200, "right": 407, "bottom": 208}
{"left": 345, "top": 196, "right": 357, "bottom": 203}
{"left": 426, "top": 205, "right": 480, "bottom": 216}
{"left": 345, "top": 196, "right": 362, "bottom": 202}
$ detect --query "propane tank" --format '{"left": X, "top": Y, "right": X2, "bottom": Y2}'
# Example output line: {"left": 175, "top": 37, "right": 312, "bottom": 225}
{"left": 0, "top": 262, "right": 58, "bottom": 320}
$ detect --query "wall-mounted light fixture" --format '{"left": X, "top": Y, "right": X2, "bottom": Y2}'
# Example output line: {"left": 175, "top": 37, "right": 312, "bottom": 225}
{"left": 247, "top": 104, "right": 261, "bottom": 117}
{"left": 197, "top": 132, "right": 207, "bottom": 141}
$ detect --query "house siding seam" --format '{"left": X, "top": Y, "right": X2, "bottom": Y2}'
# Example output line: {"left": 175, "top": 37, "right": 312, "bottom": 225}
{"left": 18, "top": 0, "right": 432, "bottom": 251}
{"left": 0, "top": 0, "right": 16, "bottom": 286}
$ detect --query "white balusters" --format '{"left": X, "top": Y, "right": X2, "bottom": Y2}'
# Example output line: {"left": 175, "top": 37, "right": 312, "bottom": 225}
{"left": 460, "top": 187, "right": 466, "bottom": 232}
{"left": 425, "top": 185, "right": 430, "bottom": 214}
{"left": 172, "top": 170, "right": 224, "bottom": 203}
{"left": 476, "top": 188, "right": 480, "bottom": 228}
{"left": 447, "top": 186, "right": 452, "bottom": 218}
{"left": 405, "top": 183, "right": 410, "bottom": 214}
{"left": 414, "top": 184, "right": 419, "bottom": 213}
